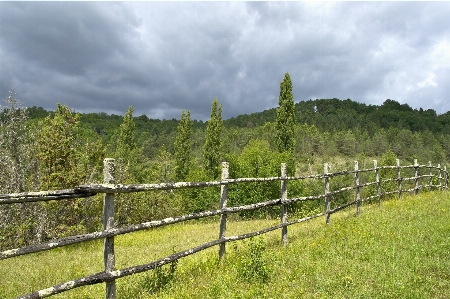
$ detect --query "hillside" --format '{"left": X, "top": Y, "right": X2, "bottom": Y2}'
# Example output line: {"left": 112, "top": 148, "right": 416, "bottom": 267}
{"left": 24, "top": 98, "right": 450, "bottom": 135}
{"left": 22, "top": 98, "right": 450, "bottom": 163}
{"left": 226, "top": 98, "right": 450, "bottom": 134}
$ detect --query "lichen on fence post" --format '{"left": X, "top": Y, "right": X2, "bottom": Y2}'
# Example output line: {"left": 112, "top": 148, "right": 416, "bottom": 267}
{"left": 437, "top": 164, "right": 442, "bottom": 191}
{"left": 396, "top": 159, "right": 402, "bottom": 200}
{"left": 429, "top": 161, "right": 433, "bottom": 191}
{"left": 354, "top": 161, "right": 361, "bottom": 215}
{"left": 444, "top": 166, "right": 448, "bottom": 190}
{"left": 374, "top": 160, "right": 381, "bottom": 206}
{"left": 103, "top": 158, "right": 116, "bottom": 299}
{"left": 280, "top": 163, "right": 288, "bottom": 245}
{"left": 218, "top": 162, "right": 229, "bottom": 260}
{"left": 414, "top": 159, "right": 419, "bottom": 195}
{"left": 324, "top": 163, "right": 331, "bottom": 224}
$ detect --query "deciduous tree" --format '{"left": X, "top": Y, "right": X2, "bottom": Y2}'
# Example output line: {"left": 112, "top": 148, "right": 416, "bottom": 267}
{"left": 0, "top": 90, "right": 31, "bottom": 193}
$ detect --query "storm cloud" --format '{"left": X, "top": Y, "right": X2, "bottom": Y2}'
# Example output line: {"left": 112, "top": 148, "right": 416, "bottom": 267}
{"left": 1, "top": 2, "right": 449, "bottom": 120}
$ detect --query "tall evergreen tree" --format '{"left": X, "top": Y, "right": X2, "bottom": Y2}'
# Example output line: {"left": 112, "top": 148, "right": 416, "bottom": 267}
{"left": 115, "top": 106, "right": 137, "bottom": 161}
{"left": 203, "top": 98, "right": 223, "bottom": 178}
{"left": 174, "top": 110, "right": 192, "bottom": 180}
{"left": 276, "top": 72, "right": 296, "bottom": 154}
{"left": 114, "top": 106, "right": 141, "bottom": 183}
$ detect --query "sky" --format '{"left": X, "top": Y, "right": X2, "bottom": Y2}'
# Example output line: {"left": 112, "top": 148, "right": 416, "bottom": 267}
{"left": 0, "top": 2, "right": 449, "bottom": 121}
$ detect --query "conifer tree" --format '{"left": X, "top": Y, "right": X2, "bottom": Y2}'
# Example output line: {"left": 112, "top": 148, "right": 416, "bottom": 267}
{"left": 174, "top": 110, "right": 192, "bottom": 180}
{"left": 115, "top": 106, "right": 137, "bottom": 161}
{"left": 203, "top": 98, "right": 223, "bottom": 178}
{"left": 113, "top": 106, "right": 141, "bottom": 225}
{"left": 276, "top": 72, "right": 296, "bottom": 154}
{"left": 113, "top": 106, "right": 141, "bottom": 180}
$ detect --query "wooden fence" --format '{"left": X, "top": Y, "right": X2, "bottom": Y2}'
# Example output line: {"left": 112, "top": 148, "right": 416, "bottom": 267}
{"left": 0, "top": 158, "right": 448, "bottom": 299}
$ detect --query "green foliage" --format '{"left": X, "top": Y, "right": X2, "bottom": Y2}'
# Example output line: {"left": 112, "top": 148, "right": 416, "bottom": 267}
{"left": 33, "top": 104, "right": 105, "bottom": 241}
{"left": 379, "top": 149, "right": 398, "bottom": 197}
{"left": 235, "top": 237, "right": 270, "bottom": 283}
{"left": 140, "top": 255, "right": 178, "bottom": 294}
{"left": 276, "top": 72, "right": 296, "bottom": 155}
{"left": 116, "top": 106, "right": 137, "bottom": 158}
{"left": 36, "top": 103, "right": 82, "bottom": 189}
{"left": 0, "top": 90, "right": 31, "bottom": 193}
{"left": 183, "top": 166, "right": 219, "bottom": 213}
{"left": 113, "top": 106, "right": 141, "bottom": 182}
{"left": 203, "top": 98, "right": 223, "bottom": 179}
{"left": 334, "top": 130, "right": 357, "bottom": 157}
{"left": 227, "top": 139, "right": 292, "bottom": 218}
{"left": 174, "top": 110, "right": 193, "bottom": 180}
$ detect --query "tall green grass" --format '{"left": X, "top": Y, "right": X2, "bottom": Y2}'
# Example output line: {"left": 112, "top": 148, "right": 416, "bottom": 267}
{"left": 2, "top": 191, "right": 449, "bottom": 298}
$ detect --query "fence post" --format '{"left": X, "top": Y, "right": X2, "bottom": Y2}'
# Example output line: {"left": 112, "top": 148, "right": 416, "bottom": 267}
{"left": 437, "top": 164, "right": 442, "bottom": 191}
{"left": 280, "top": 163, "right": 288, "bottom": 245}
{"left": 444, "top": 166, "right": 448, "bottom": 190}
{"left": 374, "top": 160, "right": 381, "bottom": 206}
{"left": 428, "top": 161, "right": 433, "bottom": 191}
{"left": 219, "top": 162, "right": 229, "bottom": 260}
{"left": 396, "top": 159, "right": 402, "bottom": 200}
{"left": 354, "top": 161, "right": 361, "bottom": 215}
{"left": 103, "top": 158, "right": 116, "bottom": 299}
{"left": 324, "top": 163, "right": 331, "bottom": 224}
{"left": 414, "top": 159, "right": 419, "bottom": 195}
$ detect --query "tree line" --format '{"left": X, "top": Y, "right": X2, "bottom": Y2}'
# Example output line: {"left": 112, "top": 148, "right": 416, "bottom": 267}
{"left": 1, "top": 73, "right": 449, "bottom": 249}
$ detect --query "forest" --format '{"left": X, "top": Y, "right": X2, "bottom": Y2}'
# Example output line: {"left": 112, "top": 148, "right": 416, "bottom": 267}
{"left": 1, "top": 72, "right": 449, "bottom": 249}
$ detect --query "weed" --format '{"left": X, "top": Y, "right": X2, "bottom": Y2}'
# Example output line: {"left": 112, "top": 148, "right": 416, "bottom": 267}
{"left": 236, "top": 236, "right": 270, "bottom": 283}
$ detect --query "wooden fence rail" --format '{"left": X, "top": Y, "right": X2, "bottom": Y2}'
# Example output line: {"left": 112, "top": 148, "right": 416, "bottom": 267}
{"left": 0, "top": 158, "right": 448, "bottom": 299}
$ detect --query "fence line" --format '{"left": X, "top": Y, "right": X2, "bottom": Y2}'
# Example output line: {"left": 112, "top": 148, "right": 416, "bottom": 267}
{"left": 1, "top": 158, "right": 448, "bottom": 299}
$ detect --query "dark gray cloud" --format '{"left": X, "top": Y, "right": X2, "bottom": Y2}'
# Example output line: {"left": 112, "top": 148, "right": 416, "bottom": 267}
{"left": 1, "top": 2, "right": 449, "bottom": 120}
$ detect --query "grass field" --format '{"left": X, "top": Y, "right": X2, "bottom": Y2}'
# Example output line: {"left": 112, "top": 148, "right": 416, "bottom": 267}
{"left": 2, "top": 191, "right": 449, "bottom": 298}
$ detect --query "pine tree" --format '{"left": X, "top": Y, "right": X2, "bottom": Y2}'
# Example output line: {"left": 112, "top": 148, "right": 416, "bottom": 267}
{"left": 203, "top": 98, "right": 223, "bottom": 178}
{"left": 174, "top": 110, "right": 192, "bottom": 180}
{"left": 276, "top": 72, "right": 296, "bottom": 154}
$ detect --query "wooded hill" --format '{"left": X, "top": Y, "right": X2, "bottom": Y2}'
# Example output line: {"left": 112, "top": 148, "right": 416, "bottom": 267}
{"left": 23, "top": 97, "right": 450, "bottom": 163}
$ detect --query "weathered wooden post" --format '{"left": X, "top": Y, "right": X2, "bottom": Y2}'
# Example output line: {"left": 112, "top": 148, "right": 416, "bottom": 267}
{"left": 374, "top": 160, "right": 381, "bottom": 206}
{"left": 324, "top": 163, "right": 331, "bottom": 224}
{"left": 396, "top": 159, "right": 402, "bottom": 200}
{"left": 219, "top": 162, "right": 229, "bottom": 260}
{"left": 428, "top": 161, "right": 433, "bottom": 191}
{"left": 437, "top": 164, "right": 442, "bottom": 191}
{"left": 103, "top": 158, "right": 116, "bottom": 299}
{"left": 355, "top": 161, "right": 361, "bottom": 215}
{"left": 444, "top": 166, "right": 448, "bottom": 190}
{"left": 414, "top": 159, "right": 419, "bottom": 195}
{"left": 280, "top": 163, "right": 288, "bottom": 245}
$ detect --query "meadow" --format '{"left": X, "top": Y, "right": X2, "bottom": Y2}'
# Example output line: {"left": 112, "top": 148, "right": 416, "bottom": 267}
{"left": 2, "top": 191, "right": 449, "bottom": 299}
